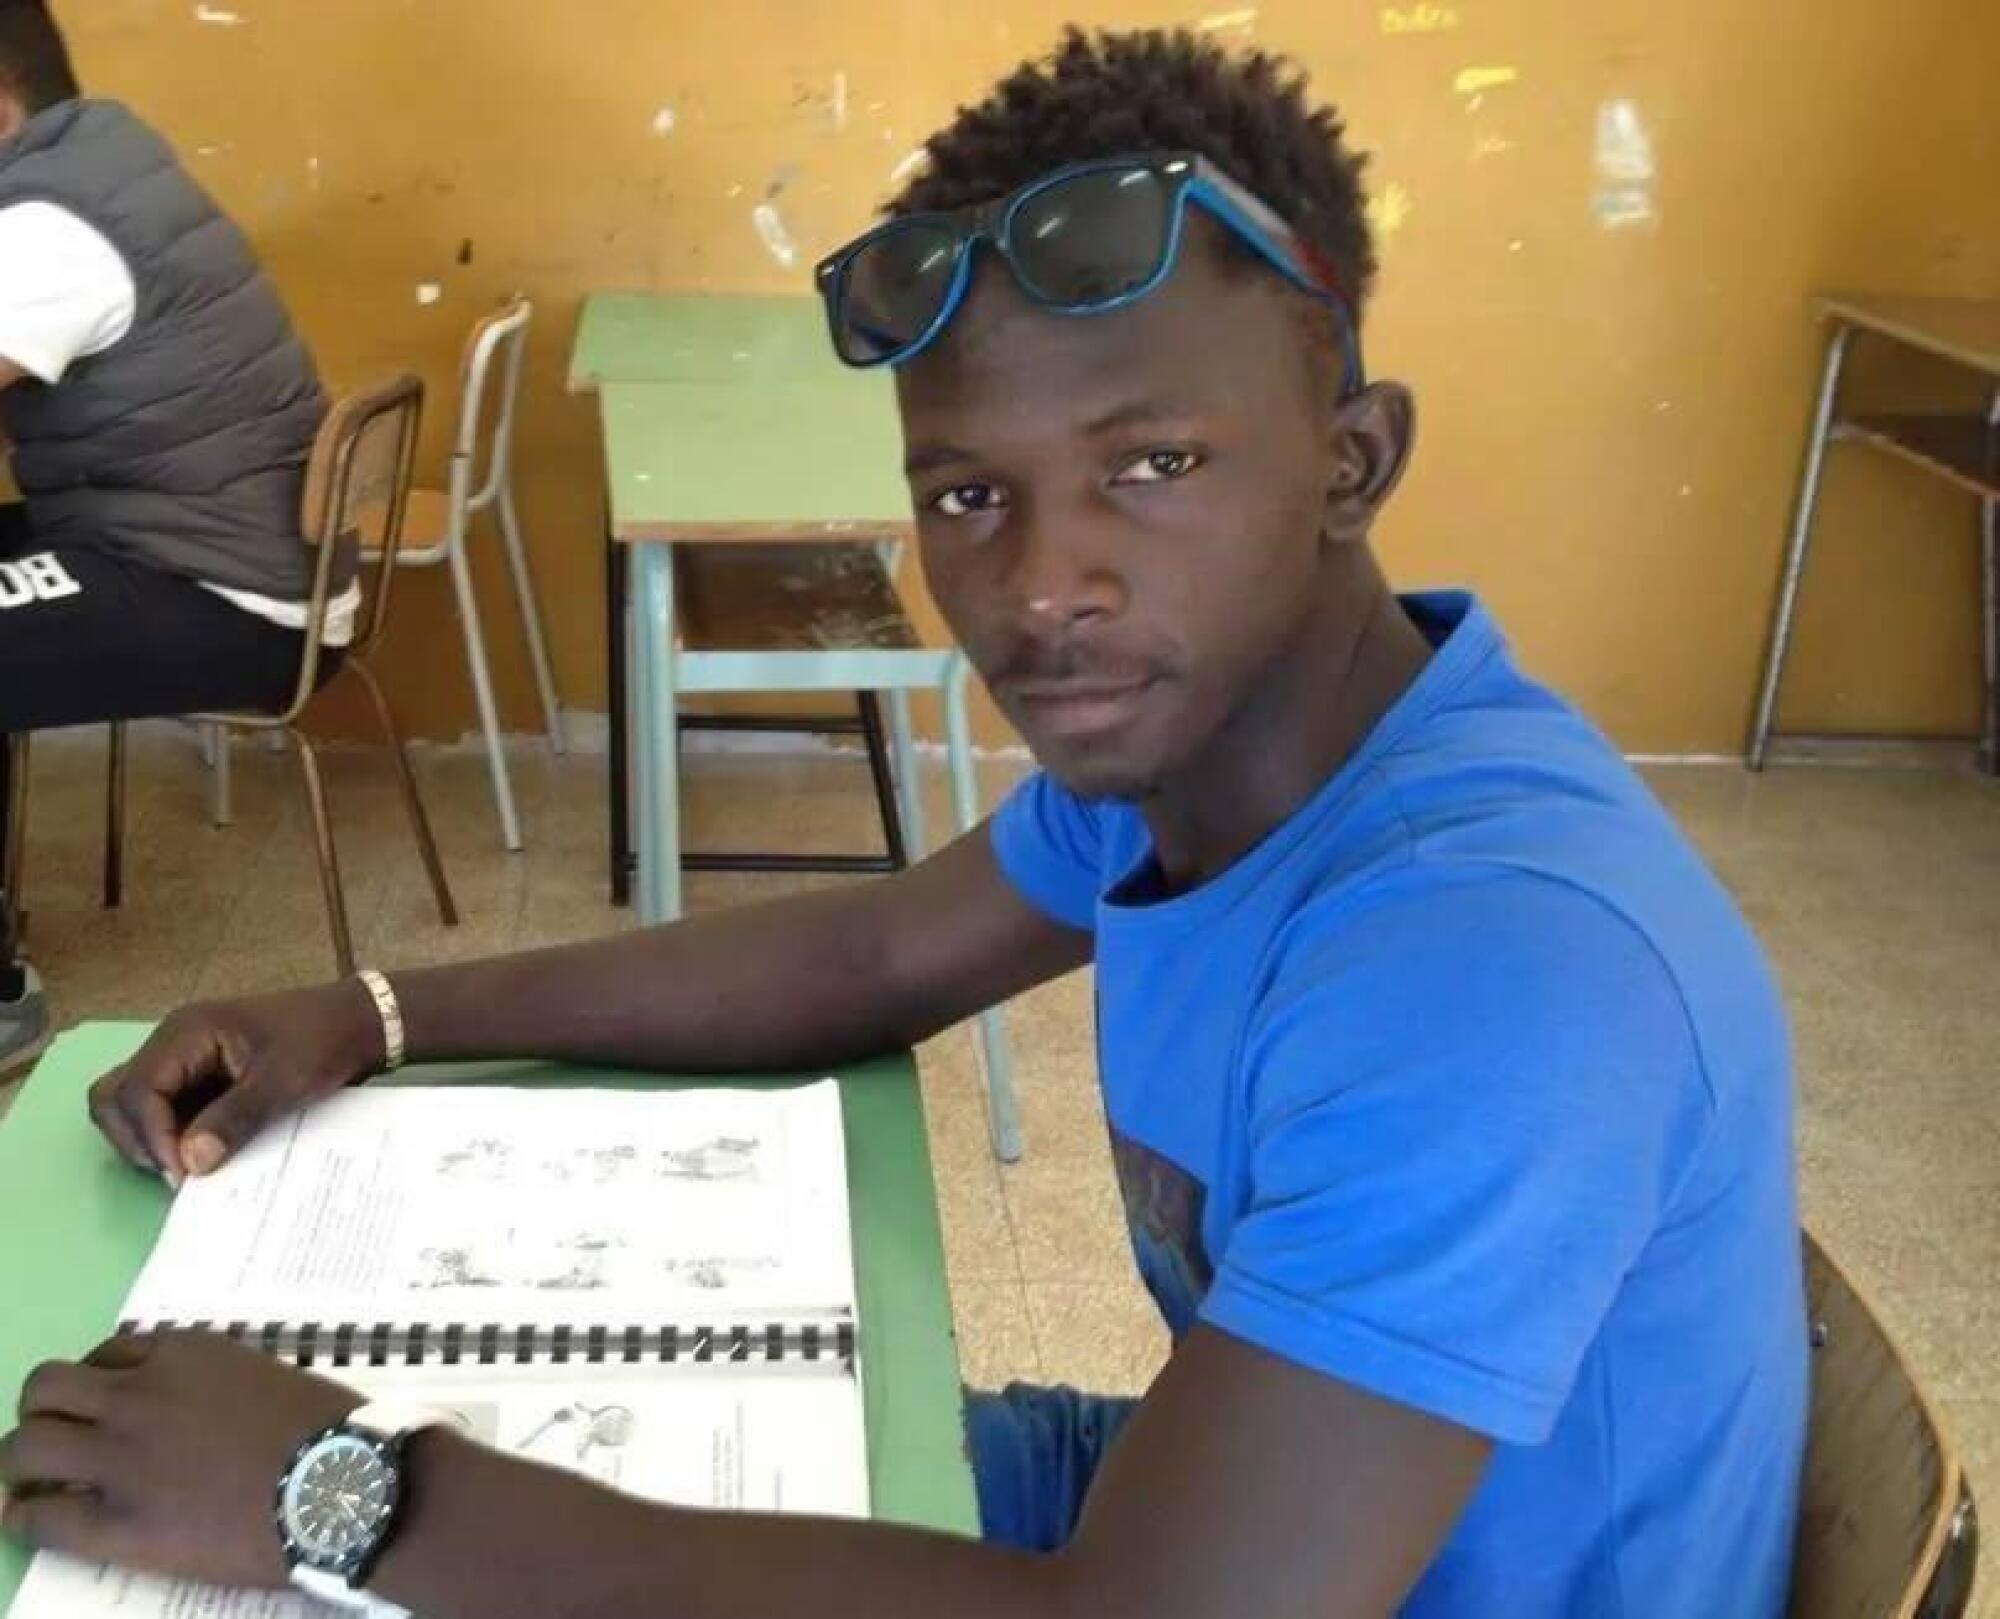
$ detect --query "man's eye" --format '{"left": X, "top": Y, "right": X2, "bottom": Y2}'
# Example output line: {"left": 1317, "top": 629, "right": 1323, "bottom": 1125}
{"left": 930, "top": 483, "right": 1007, "bottom": 518}
{"left": 1113, "top": 449, "right": 1204, "bottom": 485}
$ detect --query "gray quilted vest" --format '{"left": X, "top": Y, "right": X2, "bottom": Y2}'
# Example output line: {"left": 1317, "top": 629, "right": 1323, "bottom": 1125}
{"left": 0, "top": 99, "right": 332, "bottom": 599}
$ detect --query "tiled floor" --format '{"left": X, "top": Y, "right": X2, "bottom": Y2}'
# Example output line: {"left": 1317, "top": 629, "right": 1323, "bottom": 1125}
{"left": 4, "top": 725, "right": 1995, "bottom": 1607}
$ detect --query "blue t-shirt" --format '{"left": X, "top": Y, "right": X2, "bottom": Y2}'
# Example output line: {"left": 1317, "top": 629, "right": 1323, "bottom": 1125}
{"left": 991, "top": 592, "right": 1806, "bottom": 1617}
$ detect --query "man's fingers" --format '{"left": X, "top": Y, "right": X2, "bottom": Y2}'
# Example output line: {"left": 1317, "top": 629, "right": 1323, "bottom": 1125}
{"left": 179, "top": 1070, "right": 282, "bottom": 1179}
{"left": 0, "top": 1419, "right": 109, "bottom": 1496}
{"left": 127, "top": 1087, "right": 188, "bottom": 1190}
{"left": 86, "top": 1071, "right": 156, "bottom": 1175}
{"left": 0, "top": 1482, "right": 113, "bottom": 1560}
{"left": 81, "top": 1334, "right": 157, "bottom": 1373}
{"left": 17, "top": 1362, "right": 110, "bottom": 1424}
{"left": 89, "top": 1018, "right": 243, "bottom": 1182}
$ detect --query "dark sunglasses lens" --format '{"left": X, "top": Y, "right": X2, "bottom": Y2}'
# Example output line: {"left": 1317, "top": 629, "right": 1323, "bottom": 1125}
{"left": 1009, "top": 167, "right": 1173, "bottom": 306}
{"left": 834, "top": 222, "right": 961, "bottom": 363}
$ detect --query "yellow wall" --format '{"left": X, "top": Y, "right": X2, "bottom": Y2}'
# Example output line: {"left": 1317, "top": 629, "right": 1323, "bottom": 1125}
{"left": 62, "top": 0, "right": 2000, "bottom": 753}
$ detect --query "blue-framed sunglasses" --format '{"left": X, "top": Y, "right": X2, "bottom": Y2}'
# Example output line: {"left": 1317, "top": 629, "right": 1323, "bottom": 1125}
{"left": 814, "top": 151, "right": 1363, "bottom": 393}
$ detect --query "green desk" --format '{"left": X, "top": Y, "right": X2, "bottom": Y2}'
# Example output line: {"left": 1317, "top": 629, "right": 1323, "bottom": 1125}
{"left": 568, "top": 293, "right": 845, "bottom": 392}
{"left": 567, "top": 292, "right": 910, "bottom": 911}
{"left": 0, "top": 1024, "right": 978, "bottom": 1610}
{"left": 601, "top": 379, "right": 907, "bottom": 541}
{"left": 572, "top": 296, "right": 1020, "bottom": 1158}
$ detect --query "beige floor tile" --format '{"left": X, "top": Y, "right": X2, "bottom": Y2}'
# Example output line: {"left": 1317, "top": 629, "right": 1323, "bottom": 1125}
{"left": 1002, "top": 1155, "right": 1132, "bottom": 1284}
{"left": 1024, "top": 1280, "right": 1170, "bottom": 1397}
{"left": 950, "top": 1276, "right": 1044, "bottom": 1392}
{"left": 1868, "top": 1288, "right": 2000, "bottom": 1407}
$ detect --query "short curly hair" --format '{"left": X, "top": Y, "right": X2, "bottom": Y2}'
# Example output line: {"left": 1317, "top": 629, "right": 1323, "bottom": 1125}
{"left": 893, "top": 27, "right": 1377, "bottom": 323}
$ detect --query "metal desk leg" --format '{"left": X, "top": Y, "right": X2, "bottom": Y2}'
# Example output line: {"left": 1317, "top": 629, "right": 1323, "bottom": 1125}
{"left": 1749, "top": 321, "right": 1854, "bottom": 770}
{"left": 605, "top": 522, "right": 632, "bottom": 906}
{"left": 633, "top": 543, "right": 683, "bottom": 925}
{"left": 945, "top": 656, "right": 1022, "bottom": 1163}
{"left": 886, "top": 688, "right": 927, "bottom": 859}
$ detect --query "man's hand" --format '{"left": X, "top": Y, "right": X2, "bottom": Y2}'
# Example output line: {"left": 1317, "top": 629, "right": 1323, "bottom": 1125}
{"left": 0, "top": 1332, "right": 359, "bottom": 1588}
{"left": 88, "top": 983, "right": 385, "bottom": 1183}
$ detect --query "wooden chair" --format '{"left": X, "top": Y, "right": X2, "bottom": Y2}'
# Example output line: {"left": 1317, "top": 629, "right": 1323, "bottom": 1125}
{"left": 1790, "top": 1231, "right": 1980, "bottom": 1618}
{"left": 85, "top": 377, "right": 456, "bottom": 973}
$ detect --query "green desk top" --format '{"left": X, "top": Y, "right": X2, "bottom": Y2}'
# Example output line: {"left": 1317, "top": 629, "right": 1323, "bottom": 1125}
{"left": 569, "top": 293, "right": 847, "bottom": 392}
{"left": 601, "top": 380, "right": 912, "bottom": 539}
{"left": 0, "top": 1025, "right": 976, "bottom": 1607}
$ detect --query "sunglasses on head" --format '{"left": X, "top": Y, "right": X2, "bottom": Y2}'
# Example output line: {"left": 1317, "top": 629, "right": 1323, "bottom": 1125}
{"left": 814, "top": 151, "right": 1364, "bottom": 393}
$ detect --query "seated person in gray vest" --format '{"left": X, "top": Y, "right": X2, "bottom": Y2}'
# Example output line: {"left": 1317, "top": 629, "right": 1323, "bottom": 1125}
{"left": 0, "top": 0, "right": 336, "bottom": 1078}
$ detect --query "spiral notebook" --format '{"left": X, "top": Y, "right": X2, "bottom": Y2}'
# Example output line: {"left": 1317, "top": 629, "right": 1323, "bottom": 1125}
{"left": 8, "top": 1081, "right": 869, "bottom": 1618}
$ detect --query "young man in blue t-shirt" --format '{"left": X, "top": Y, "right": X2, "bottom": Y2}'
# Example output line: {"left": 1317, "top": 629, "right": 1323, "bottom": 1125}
{"left": 8, "top": 26, "right": 1806, "bottom": 1618}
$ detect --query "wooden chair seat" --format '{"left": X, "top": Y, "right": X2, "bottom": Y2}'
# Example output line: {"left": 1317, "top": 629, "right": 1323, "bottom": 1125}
{"left": 1790, "top": 1231, "right": 1979, "bottom": 1618}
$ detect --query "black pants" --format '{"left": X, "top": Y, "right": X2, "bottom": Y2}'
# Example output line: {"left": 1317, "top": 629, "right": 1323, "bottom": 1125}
{"left": 0, "top": 503, "right": 324, "bottom": 972}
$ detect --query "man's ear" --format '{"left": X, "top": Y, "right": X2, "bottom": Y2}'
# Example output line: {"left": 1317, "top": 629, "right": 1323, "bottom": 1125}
{"left": 1323, "top": 381, "right": 1415, "bottom": 543}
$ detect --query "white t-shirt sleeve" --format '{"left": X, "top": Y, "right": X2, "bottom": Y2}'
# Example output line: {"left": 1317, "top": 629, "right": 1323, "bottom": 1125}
{"left": 0, "top": 201, "right": 138, "bottom": 384}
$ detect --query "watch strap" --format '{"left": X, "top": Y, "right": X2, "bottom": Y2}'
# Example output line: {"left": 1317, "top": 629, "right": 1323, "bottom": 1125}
{"left": 292, "top": 1565, "right": 412, "bottom": 1615}
{"left": 345, "top": 1400, "right": 468, "bottom": 1443}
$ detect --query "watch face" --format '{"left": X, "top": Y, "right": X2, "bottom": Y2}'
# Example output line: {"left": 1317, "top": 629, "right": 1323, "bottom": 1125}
{"left": 280, "top": 1432, "right": 397, "bottom": 1570}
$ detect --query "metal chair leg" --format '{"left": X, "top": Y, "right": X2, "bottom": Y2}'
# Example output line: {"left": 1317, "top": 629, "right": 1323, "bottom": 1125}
{"left": 945, "top": 655, "right": 1022, "bottom": 1163}
{"left": 3, "top": 734, "right": 28, "bottom": 932}
{"left": 1749, "top": 321, "right": 1854, "bottom": 770}
{"left": 286, "top": 727, "right": 355, "bottom": 976}
{"left": 1980, "top": 494, "right": 1997, "bottom": 777}
{"left": 350, "top": 659, "right": 459, "bottom": 928}
{"left": 446, "top": 533, "right": 525, "bottom": 853}
{"left": 102, "top": 722, "right": 126, "bottom": 911}
{"left": 207, "top": 723, "right": 232, "bottom": 828}
{"left": 1979, "top": 387, "right": 1998, "bottom": 777}
{"left": 497, "top": 481, "right": 566, "bottom": 756}
{"left": 856, "top": 693, "right": 909, "bottom": 868}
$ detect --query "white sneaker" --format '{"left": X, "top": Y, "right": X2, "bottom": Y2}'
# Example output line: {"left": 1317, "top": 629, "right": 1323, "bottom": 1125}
{"left": 0, "top": 963, "right": 51, "bottom": 1082}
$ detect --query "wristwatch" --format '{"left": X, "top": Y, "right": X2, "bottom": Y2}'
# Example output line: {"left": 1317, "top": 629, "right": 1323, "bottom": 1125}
{"left": 275, "top": 1402, "right": 460, "bottom": 1614}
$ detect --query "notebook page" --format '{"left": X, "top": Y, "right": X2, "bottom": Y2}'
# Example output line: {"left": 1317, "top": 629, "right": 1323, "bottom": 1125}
{"left": 8, "top": 1357, "right": 868, "bottom": 1618}
{"left": 119, "top": 1082, "right": 856, "bottom": 1332}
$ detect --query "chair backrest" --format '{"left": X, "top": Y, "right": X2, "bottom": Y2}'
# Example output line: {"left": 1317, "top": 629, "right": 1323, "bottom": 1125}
{"left": 454, "top": 295, "right": 532, "bottom": 509}
{"left": 284, "top": 374, "right": 425, "bottom": 709}
{"left": 1788, "top": 1231, "right": 1974, "bottom": 1619}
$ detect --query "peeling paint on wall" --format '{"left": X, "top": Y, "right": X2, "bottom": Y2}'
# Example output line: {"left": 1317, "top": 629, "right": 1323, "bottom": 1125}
{"left": 888, "top": 147, "right": 928, "bottom": 185}
{"left": 1381, "top": 3, "right": 1459, "bottom": 32}
{"left": 1365, "top": 181, "right": 1414, "bottom": 239}
{"left": 1593, "top": 98, "right": 1658, "bottom": 229}
{"left": 752, "top": 165, "right": 803, "bottom": 267}
{"left": 829, "top": 71, "right": 849, "bottom": 132}
{"left": 415, "top": 282, "right": 443, "bottom": 305}
{"left": 192, "top": 4, "right": 243, "bottom": 23}
{"left": 752, "top": 202, "right": 799, "bottom": 267}
{"left": 1196, "top": 8, "right": 1258, "bottom": 36}
{"left": 650, "top": 106, "right": 677, "bottom": 137}
{"left": 1453, "top": 65, "right": 1517, "bottom": 95}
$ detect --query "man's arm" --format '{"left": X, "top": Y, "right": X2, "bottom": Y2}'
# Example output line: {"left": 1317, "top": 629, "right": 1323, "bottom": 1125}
{"left": 1, "top": 1326, "right": 1490, "bottom": 1619}
{"left": 394, "top": 823, "right": 1077, "bottom": 1070}
{"left": 92, "top": 826, "right": 1090, "bottom": 1177}
{"left": 380, "top": 1328, "right": 1489, "bottom": 1619}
